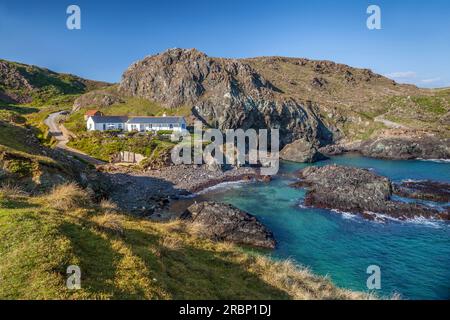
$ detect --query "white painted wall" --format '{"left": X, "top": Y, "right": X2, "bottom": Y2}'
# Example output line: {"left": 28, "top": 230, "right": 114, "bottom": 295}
{"left": 86, "top": 117, "right": 97, "bottom": 131}
{"left": 126, "top": 121, "right": 187, "bottom": 132}
{"left": 87, "top": 117, "right": 187, "bottom": 132}
{"left": 87, "top": 117, "right": 125, "bottom": 131}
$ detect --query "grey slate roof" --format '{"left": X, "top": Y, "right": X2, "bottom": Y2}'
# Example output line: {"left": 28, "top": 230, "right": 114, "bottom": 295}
{"left": 126, "top": 117, "right": 184, "bottom": 124}
{"left": 90, "top": 116, "right": 129, "bottom": 123}
{"left": 90, "top": 116, "right": 185, "bottom": 124}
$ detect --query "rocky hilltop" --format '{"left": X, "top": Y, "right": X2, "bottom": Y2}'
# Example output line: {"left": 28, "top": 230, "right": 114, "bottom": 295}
{"left": 119, "top": 48, "right": 332, "bottom": 146}
{"left": 73, "top": 48, "right": 449, "bottom": 160}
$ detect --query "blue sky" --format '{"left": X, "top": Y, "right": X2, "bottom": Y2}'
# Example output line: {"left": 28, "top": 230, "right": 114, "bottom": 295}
{"left": 0, "top": 0, "right": 449, "bottom": 88}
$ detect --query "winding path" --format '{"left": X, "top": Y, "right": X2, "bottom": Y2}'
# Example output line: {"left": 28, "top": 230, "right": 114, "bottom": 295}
{"left": 374, "top": 114, "right": 409, "bottom": 129}
{"left": 44, "top": 111, "right": 105, "bottom": 165}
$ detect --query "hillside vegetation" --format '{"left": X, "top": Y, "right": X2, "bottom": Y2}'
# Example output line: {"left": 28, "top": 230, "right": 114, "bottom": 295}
{"left": 244, "top": 56, "right": 449, "bottom": 139}
{"left": 66, "top": 131, "right": 175, "bottom": 164}
{"left": 0, "top": 184, "right": 373, "bottom": 300}
{"left": 0, "top": 59, "right": 108, "bottom": 106}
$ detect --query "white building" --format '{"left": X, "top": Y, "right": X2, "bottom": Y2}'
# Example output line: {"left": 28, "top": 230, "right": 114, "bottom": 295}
{"left": 86, "top": 115, "right": 187, "bottom": 132}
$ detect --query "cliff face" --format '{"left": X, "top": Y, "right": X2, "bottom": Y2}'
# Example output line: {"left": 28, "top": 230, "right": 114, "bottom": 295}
{"left": 119, "top": 49, "right": 333, "bottom": 146}
{"left": 110, "top": 48, "right": 448, "bottom": 148}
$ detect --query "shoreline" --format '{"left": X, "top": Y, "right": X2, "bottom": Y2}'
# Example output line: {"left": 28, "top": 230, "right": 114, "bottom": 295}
{"left": 101, "top": 164, "right": 263, "bottom": 219}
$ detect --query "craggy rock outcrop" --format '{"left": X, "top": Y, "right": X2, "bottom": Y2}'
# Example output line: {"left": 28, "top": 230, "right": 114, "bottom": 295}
{"left": 293, "top": 165, "right": 449, "bottom": 221}
{"left": 72, "top": 89, "right": 123, "bottom": 111}
{"left": 360, "top": 136, "right": 450, "bottom": 160}
{"left": 181, "top": 201, "right": 276, "bottom": 248}
{"left": 119, "top": 48, "right": 333, "bottom": 146}
{"left": 393, "top": 180, "right": 450, "bottom": 203}
{"left": 280, "top": 139, "right": 328, "bottom": 163}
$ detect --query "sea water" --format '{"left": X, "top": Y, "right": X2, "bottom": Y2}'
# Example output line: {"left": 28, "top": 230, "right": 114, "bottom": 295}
{"left": 200, "top": 154, "right": 450, "bottom": 300}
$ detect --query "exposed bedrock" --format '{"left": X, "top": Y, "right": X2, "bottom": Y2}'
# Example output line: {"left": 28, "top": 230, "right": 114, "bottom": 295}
{"left": 181, "top": 201, "right": 276, "bottom": 248}
{"left": 292, "top": 165, "right": 449, "bottom": 221}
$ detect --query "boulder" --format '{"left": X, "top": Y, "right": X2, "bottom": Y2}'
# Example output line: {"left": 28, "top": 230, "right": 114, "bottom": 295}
{"left": 181, "top": 201, "right": 276, "bottom": 249}
{"left": 280, "top": 139, "right": 327, "bottom": 163}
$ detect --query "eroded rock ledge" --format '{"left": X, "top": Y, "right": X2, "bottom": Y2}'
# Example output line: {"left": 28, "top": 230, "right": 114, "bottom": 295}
{"left": 181, "top": 201, "right": 276, "bottom": 249}
{"left": 393, "top": 180, "right": 450, "bottom": 203}
{"left": 292, "top": 165, "right": 449, "bottom": 221}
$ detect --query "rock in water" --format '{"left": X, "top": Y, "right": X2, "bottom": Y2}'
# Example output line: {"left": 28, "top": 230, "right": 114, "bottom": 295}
{"left": 393, "top": 180, "right": 450, "bottom": 203}
{"left": 360, "top": 136, "right": 450, "bottom": 160}
{"left": 294, "top": 165, "right": 448, "bottom": 221}
{"left": 280, "top": 139, "right": 328, "bottom": 163}
{"left": 181, "top": 201, "right": 276, "bottom": 249}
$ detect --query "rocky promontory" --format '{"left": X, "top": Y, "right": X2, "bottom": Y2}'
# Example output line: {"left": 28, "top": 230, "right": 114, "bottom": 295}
{"left": 181, "top": 201, "right": 276, "bottom": 249}
{"left": 359, "top": 135, "right": 450, "bottom": 160}
{"left": 292, "top": 165, "right": 449, "bottom": 221}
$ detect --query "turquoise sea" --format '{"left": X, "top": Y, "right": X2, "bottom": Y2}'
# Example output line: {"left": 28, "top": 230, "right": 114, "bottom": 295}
{"left": 198, "top": 155, "right": 450, "bottom": 300}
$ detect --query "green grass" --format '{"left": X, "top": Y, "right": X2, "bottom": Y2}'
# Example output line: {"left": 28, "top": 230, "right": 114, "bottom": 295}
{"left": 65, "top": 97, "right": 192, "bottom": 135}
{"left": 67, "top": 131, "right": 175, "bottom": 162}
{"left": 0, "top": 122, "right": 40, "bottom": 154}
{"left": 0, "top": 191, "right": 370, "bottom": 300}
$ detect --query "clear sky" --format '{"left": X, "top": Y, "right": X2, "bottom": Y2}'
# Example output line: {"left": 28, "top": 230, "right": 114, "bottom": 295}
{"left": 0, "top": 0, "right": 449, "bottom": 88}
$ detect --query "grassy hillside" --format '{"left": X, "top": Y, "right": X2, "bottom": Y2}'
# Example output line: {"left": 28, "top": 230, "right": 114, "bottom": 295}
{"left": 244, "top": 57, "right": 450, "bottom": 140}
{"left": 0, "top": 184, "right": 372, "bottom": 300}
{"left": 0, "top": 59, "right": 109, "bottom": 106}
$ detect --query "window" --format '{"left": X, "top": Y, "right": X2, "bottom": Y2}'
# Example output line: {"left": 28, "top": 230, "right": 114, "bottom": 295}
{"left": 169, "top": 124, "right": 173, "bottom": 129}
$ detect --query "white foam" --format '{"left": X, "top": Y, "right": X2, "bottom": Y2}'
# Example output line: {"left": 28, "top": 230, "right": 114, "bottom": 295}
{"left": 195, "top": 180, "right": 249, "bottom": 195}
{"left": 330, "top": 209, "right": 359, "bottom": 221}
{"left": 417, "top": 158, "right": 450, "bottom": 164}
{"left": 400, "top": 179, "right": 425, "bottom": 183}
{"left": 366, "top": 211, "right": 445, "bottom": 228}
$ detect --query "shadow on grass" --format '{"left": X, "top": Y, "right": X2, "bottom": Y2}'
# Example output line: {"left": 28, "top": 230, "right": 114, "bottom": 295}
{"left": 58, "top": 221, "right": 134, "bottom": 299}
{"left": 0, "top": 104, "right": 39, "bottom": 115}
{"left": 121, "top": 227, "right": 290, "bottom": 300}
{"left": 0, "top": 198, "right": 39, "bottom": 209}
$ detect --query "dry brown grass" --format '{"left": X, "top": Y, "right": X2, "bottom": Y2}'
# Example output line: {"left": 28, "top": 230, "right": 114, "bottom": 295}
{"left": 0, "top": 183, "right": 27, "bottom": 199}
{"left": 45, "top": 182, "right": 92, "bottom": 211}
{"left": 159, "top": 235, "right": 182, "bottom": 250}
{"left": 93, "top": 213, "right": 124, "bottom": 235}
{"left": 244, "top": 255, "right": 376, "bottom": 300}
{"left": 99, "top": 199, "right": 119, "bottom": 215}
